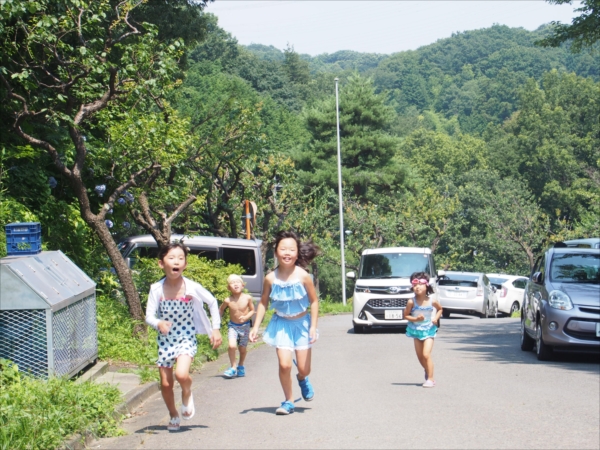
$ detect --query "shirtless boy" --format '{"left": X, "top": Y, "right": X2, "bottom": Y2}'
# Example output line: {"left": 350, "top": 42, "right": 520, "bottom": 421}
{"left": 220, "top": 274, "right": 255, "bottom": 378}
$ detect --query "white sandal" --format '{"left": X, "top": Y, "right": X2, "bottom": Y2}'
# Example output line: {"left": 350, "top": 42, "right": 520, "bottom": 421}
{"left": 181, "top": 393, "right": 195, "bottom": 420}
{"left": 167, "top": 416, "right": 181, "bottom": 432}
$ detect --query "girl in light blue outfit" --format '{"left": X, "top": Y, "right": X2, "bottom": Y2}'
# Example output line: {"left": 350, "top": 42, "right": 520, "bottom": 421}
{"left": 404, "top": 271, "right": 443, "bottom": 388}
{"left": 250, "top": 231, "right": 320, "bottom": 415}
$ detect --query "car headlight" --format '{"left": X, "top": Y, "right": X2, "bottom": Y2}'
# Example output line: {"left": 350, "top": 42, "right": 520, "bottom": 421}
{"left": 548, "top": 290, "right": 573, "bottom": 311}
{"left": 355, "top": 286, "right": 370, "bottom": 293}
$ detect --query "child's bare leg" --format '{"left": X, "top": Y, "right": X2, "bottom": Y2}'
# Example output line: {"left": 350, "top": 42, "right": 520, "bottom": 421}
{"left": 421, "top": 338, "right": 435, "bottom": 380}
{"left": 413, "top": 339, "right": 427, "bottom": 371}
{"left": 175, "top": 355, "right": 193, "bottom": 415}
{"left": 276, "top": 348, "right": 294, "bottom": 402}
{"left": 238, "top": 345, "right": 247, "bottom": 366}
{"left": 228, "top": 336, "right": 238, "bottom": 368}
{"left": 294, "top": 348, "right": 311, "bottom": 380}
{"left": 159, "top": 367, "right": 178, "bottom": 418}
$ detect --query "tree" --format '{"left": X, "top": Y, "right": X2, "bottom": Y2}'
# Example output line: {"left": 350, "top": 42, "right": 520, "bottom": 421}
{"left": 536, "top": 0, "right": 600, "bottom": 52}
{"left": 296, "top": 74, "right": 406, "bottom": 202}
{"left": 283, "top": 45, "right": 310, "bottom": 85}
{"left": 0, "top": 0, "right": 205, "bottom": 328}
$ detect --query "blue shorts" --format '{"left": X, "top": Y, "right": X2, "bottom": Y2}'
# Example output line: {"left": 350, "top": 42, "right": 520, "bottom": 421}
{"left": 228, "top": 321, "right": 251, "bottom": 348}
{"left": 263, "top": 313, "right": 317, "bottom": 352}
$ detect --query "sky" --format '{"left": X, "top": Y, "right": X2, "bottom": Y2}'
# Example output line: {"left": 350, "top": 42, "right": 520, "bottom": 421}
{"left": 204, "top": 1, "right": 580, "bottom": 55}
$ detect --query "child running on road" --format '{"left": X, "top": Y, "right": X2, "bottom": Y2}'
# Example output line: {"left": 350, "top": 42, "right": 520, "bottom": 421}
{"left": 220, "top": 274, "right": 255, "bottom": 378}
{"left": 145, "top": 243, "right": 222, "bottom": 431}
{"left": 404, "top": 271, "right": 443, "bottom": 388}
{"left": 249, "top": 230, "right": 320, "bottom": 415}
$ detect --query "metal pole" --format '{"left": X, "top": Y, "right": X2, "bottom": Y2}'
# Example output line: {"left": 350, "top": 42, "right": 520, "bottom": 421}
{"left": 245, "top": 199, "right": 250, "bottom": 240}
{"left": 335, "top": 78, "right": 347, "bottom": 306}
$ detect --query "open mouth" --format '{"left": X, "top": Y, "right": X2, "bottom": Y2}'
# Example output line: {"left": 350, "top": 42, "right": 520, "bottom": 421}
{"left": 172, "top": 268, "right": 180, "bottom": 272}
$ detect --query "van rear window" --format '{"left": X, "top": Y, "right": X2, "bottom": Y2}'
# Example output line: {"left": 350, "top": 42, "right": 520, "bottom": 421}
{"left": 222, "top": 248, "right": 256, "bottom": 276}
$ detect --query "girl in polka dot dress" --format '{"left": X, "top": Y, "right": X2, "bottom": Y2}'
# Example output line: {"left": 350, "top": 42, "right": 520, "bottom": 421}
{"left": 145, "top": 243, "right": 222, "bottom": 431}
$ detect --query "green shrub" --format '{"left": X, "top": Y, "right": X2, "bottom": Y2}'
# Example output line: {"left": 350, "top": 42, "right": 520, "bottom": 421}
{"left": 318, "top": 296, "right": 352, "bottom": 316}
{"left": 0, "top": 359, "right": 122, "bottom": 450}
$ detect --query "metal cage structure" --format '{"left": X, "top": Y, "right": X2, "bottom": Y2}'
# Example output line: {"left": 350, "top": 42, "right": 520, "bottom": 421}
{"left": 0, "top": 251, "right": 97, "bottom": 378}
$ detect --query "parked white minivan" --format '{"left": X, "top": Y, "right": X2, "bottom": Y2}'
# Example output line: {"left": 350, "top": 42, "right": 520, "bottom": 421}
{"left": 347, "top": 247, "right": 441, "bottom": 333}
{"left": 118, "top": 234, "right": 264, "bottom": 301}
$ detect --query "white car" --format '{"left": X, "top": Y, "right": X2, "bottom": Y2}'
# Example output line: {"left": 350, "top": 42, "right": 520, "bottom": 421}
{"left": 348, "top": 247, "right": 441, "bottom": 333}
{"left": 487, "top": 274, "right": 528, "bottom": 316}
{"left": 438, "top": 271, "right": 498, "bottom": 318}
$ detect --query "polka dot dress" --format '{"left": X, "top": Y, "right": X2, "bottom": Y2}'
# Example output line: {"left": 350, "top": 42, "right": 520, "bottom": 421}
{"left": 157, "top": 297, "right": 197, "bottom": 368}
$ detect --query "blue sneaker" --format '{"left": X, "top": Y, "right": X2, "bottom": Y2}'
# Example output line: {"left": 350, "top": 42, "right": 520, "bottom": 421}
{"left": 236, "top": 366, "right": 245, "bottom": 377}
{"left": 297, "top": 376, "right": 314, "bottom": 401}
{"left": 223, "top": 367, "right": 237, "bottom": 378}
{"left": 275, "top": 401, "right": 295, "bottom": 415}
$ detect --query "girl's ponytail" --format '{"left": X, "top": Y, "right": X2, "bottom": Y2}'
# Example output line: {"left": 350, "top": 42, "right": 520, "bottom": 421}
{"left": 274, "top": 230, "right": 321, "bottom": 269}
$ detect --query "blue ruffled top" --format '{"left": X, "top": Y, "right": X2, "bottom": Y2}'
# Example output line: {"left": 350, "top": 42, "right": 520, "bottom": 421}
{"left": 269, "top": 271, "right": 309, "bottom": 317}
{"left": 407, "top": 297, "right": 436, "bottom": 332}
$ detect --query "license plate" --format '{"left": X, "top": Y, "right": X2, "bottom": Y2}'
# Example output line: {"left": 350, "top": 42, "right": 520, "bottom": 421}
{"left": 385, "top": 310, "right": 403, "bottom": 320}
{"left": 446, "top": 291, "right": 467, "bottom": 298}
{"left": 596, "top": 323, "right": 600, "bottom": 337}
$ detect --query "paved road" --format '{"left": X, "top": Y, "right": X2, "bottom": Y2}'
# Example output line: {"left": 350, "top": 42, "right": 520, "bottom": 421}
{"left": 91, "top": 314, "right": 600, "bottom": 449}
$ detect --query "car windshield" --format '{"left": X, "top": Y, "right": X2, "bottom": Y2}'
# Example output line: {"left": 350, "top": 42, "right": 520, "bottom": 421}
{"left": 359, "top": 253, "right": 429, "bottom": 279}
{"left": 438, "top": 274, "right": 479, "bottom": 287}
{"left": 550, "top": 253, "right": 600, "bottom": 283}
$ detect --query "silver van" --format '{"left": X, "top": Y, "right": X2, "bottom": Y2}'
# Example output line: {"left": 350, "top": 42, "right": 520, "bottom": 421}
{"left": 118, "top": 234, "right": 264, "bottom": 301}
{"left": 347, "top": 247, "right": 441, "bottom": 333}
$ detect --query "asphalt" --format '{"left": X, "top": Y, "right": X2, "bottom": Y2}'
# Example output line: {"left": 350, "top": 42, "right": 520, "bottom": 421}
{"left": 76, "top": 314, "right": 599, "bottom": 449}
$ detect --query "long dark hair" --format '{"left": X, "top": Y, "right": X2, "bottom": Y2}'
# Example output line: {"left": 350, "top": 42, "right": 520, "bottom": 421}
{"left": 157, "top": 242, "right": 189, "bottom": 261}
{"left": 274, "top": 230, "right": 320, "bottom": 269}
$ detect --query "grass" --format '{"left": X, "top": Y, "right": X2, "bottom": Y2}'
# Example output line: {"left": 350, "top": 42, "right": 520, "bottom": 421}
{"left": 0, "top": 359, "right": 123, "bottom": 450}
{"left": 319, "top": 297, "right": 352, "bottom": 316}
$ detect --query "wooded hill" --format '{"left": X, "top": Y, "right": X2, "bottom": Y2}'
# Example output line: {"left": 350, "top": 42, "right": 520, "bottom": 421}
{"left": 2, "top": 4, "right": 598, "bottom": 304}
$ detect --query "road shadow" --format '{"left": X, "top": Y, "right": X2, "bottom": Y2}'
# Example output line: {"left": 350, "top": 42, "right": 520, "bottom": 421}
{"left": 391, "top": 382, "right": 422, "bottom": 387}
{"left": 135, "top": 424, "right": 208, "bottom": 434}
{"left": 441, "top": 319, "right": 600, "bottom": 373}
{"left": 347, "top": 327, "right": 406, "bottom": 335}
{"left": 239, "top": 405, "right": 311, "bottom": 415}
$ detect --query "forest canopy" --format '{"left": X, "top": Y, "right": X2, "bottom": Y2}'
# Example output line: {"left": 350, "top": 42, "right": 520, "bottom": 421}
{"left": 1, "top": 3, "right": 598, "bottom": 306}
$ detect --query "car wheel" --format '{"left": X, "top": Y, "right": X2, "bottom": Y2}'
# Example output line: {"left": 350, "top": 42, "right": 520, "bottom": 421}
{"left": 535, "top": 321, "right": 553, "bottom": 361}
{"left": 442, "top": 310, "right": 451, "bottom": 319}
{"left": 520, "top": 317, "right": 535, "bottom": 351}
{"left": 509, "top": 302, "right": 520, "bottom": 317}
{"left": 353, "top": 324, "right": 364, "bottom": 334}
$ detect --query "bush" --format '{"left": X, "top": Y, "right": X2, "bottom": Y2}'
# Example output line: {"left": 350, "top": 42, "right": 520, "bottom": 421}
{"left": 0, "top": 359, "right": 122, "bottom": 450}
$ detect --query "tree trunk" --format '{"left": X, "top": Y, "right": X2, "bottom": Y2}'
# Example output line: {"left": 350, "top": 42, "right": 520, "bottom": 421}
{"left": 89, "top": 217, "right": 146, "bottom": 333}
{"left": 311, "top": 261, "right": 320, "bottom": 295}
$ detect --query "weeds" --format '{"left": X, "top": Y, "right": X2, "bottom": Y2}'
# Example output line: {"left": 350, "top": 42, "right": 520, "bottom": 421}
{"left": 0, "top": 360, "right": 123, "bottom": 450}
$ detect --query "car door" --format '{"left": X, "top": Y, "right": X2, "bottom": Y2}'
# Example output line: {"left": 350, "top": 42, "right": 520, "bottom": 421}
{"left": 510, "top": 278, "right": 527, "bottom": 307}
{"left": 525, "top": 255, "right": 545, "bottom": 332}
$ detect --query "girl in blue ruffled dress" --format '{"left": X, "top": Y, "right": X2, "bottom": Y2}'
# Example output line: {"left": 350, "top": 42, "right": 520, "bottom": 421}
{"left": 249, "top": 231, "right": 320, "bottom": 415}
{"left": 404, "top": 271, "right": 443, "bottom": 388}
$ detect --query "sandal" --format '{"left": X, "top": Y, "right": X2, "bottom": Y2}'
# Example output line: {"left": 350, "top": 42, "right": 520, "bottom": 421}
{"left": 181, "top": 393, "right": 195, "bottom": 420}
{"left": 167, "top": 416, "right": 181, "bottom": 432}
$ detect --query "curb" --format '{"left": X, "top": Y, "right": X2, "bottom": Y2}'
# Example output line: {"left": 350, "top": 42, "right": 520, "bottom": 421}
{"left": 61, "top": 381, "right": 160, "bottom": 450}
{"left": 74, "top": 361, "right": 109, "bottom": 384}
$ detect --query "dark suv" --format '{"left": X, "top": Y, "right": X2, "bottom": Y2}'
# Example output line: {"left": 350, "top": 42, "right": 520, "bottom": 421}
{"left": 521, "top": 243, "right": 600, "bottom": 360}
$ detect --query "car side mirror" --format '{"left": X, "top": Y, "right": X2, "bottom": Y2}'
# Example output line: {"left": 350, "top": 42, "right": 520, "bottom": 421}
{"left": 346, "top": 271, "right": 355, "bottom": 279}
{"left": 532, "top": 272, "right": 544, "bottom": 284}
{"left": 437, "top": 270, "right": 446, "bottom": 278}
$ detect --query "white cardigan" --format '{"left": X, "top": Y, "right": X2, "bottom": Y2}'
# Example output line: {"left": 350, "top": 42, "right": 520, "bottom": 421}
{"left": 145, "top": 276, "right": 221, "bottom": 335}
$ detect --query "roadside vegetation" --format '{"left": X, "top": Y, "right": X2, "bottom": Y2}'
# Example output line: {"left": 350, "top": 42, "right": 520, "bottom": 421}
{"left": 0, "top": 359, "right": 123, "bottom": 450}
